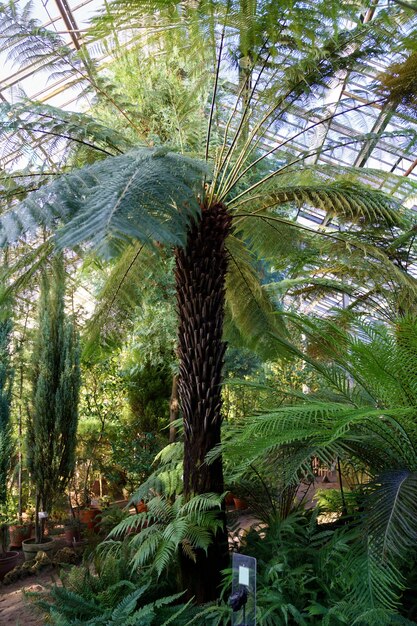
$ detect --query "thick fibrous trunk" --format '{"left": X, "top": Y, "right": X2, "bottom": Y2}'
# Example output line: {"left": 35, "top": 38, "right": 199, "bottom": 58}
{"left": 174, "top": 202, "right": 231, "bottom": 602}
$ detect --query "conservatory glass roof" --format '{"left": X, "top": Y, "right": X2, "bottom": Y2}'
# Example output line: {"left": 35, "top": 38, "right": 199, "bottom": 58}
{"left": 1, "top": 0, "right": 416, "bottom": 176}
{"left": 0, "top": 0, "right": 417, "bottom": 317}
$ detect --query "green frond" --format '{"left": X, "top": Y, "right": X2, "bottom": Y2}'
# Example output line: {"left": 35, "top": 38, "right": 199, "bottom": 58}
{"left": 225, "top": 235, "right": 288, "bottom": 359}
{"left": 107, "top": 492, "right": 225, "bottom": 577}
{"left": 0, "top": 148, "right": 207, "bottom": 256}
{"left": 265, "top": 276, "right": 356, "bottom": 300}
{"left": 48, "top": 586, "right": 102, "bottom": 619}
{"left": 180, "top": 492, "right": 223, "bottom": 515}
{"left": 343, "top": 539, "right": 404, "bottom": 612}
{"left": 367, "top": 470, "right": 417, "bottom": 560}
{"left": 236, "top": 181, "right": 405, "bottom": 228}
{"left": 0, "top": 101, "right": 131, "bottom": 167}
{"left": 0, "top": 1, "right": 81, "bottom": 78}
{"left": 232, "top": 208, "right": 304, "bottom": 265}
{"left": 82, "top": 246, "right": 172, "bottom": 357}
{"left": 378, "top": 51, "right": 417, "bottom": 113}
{"left": 97, "top": 580, "right": 136, "bottom": 608}
{"left": 108, "top": 585, "right": 151, "bottom": 621}
{"left": 153, "top": 538, "right": 179, "bottom": 576}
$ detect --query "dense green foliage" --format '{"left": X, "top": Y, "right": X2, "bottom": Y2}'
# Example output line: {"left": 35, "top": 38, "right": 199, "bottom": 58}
{"left": 213, "top": 315, "right": 417, "bottom": 620}
{"left": 36, "top": 545, "right": 192, "bottom": 625}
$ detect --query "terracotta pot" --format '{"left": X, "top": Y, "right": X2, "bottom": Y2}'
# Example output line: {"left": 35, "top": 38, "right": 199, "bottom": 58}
{"left": 78, "top": 508, "right": 101, "bottom": 532}
{"left": 9, "top": 523, "right": 34, "bottom": 549}
{"left": 137, "top": 500, "right": 148, "bottom": 513}
{"left": 0, "top": 551, "right": 19, "bottom": 579}
{"left": 64, "top": 526, "right": 81, "bottom": 546}
{"left": 233, "top": 497, "right": 248, "bottom": 510}
{"left": 225, "top": 492, "right": 235, "bottom": 506}
{"left": 22, "top": 537, "right": 56, "bottom": 562}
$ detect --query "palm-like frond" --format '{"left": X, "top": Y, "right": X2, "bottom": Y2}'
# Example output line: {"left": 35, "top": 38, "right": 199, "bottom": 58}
{"left": 367, "top": 470, "right": 417, "bottom": 560}
{"left": 235, "top": 180, "right": 406, "bottom": 228}
{"left": 225, "top": 235, "right": 288, "bottom": 359}
{"left": 107, "top": 492, "right": 224, "bottom": 576}
{"left": 0, "top": 101, "right": 131, "bottom": 168}
{"left": 0, "top": 148, "right": 207, "bottom": 255}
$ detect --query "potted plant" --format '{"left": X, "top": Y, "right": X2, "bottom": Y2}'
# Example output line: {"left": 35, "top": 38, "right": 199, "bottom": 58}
{"left": 71, "top": 480, "right": 102, "bottom": 532}
{"left": 0, "top": 520, "right": 19, "bottom": 580}
{"left": 233, "top": 496, "right": 248, "bottom": 511}
{"left": 8, "top": 519, "right": 34, "bottom": 549}
{"left": 76, "top": 500, "right": 102, "bottom": 531}
{"left": 64, "top": 517, "right": 82, "bottom": 546}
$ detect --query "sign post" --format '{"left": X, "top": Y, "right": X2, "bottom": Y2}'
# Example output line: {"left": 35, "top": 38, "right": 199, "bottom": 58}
{"left": 229, "top": 553, "right": 256, "bottom": 625}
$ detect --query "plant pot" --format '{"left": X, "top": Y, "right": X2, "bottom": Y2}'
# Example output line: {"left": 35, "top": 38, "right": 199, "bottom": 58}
{"left": 233, "top": 497, "right": 248, "bottom": 510}
{"left": 225, "top": 492, "right": 235, "bottom": 506}
{"left": 64, "top": 526, "right": 81, "bottom": 546}
{"left": 0, "top": 551, "right": 19, "bottom": 580}
{"left": 22, "top": 536, "right": 56, "bottom": 562}
{"left": 9, "top": 523, "right": 34, "bottom": 549}
{"left": 78, "top": 508, "right": 101, "bottom": 532}
{"left": 136, "top": 500, "right": 148, "bottom": 513}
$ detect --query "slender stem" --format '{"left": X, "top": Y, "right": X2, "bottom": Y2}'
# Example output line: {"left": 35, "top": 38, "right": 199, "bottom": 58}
{"left": 249, "top": 463, "right": 276, "bottom": 515}
{"left": 337, "top": 456, "right": 348, "bottom": 516}
{"left": 215, "top": 46, "right": 271, "bottom": 194}
{"left": 9, "top": 126, "right": 116, "bottom": 156}
{"left": 205, "top": 7, "right": 228, "bottom": 165}
{"left": 223, "top": 98, "right": 385, "bottom": 202}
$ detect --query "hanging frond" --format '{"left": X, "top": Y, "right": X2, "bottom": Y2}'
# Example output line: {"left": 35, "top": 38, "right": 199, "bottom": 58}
{"left": 367, "top": 470, "right": 417, "bottom": 560}
{"left": 234, "top": 181, "right": 406, "bottom": 228}
{"left": 81, "top": 245, "right": 172, "bottom": 357}
{"left": 0, "top": 148, "right": 207, "bottom": 256}
{"left": 225, "top": 234, "right": 288, "bottom": 359}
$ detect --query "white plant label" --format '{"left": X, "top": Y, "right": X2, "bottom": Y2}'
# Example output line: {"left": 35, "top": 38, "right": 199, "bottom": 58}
{"left": 238, "top": 565, "right": 250, "bottom": 586}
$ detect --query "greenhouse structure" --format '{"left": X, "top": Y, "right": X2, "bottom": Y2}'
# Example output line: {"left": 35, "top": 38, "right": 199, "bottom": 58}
{"left": 1, "top": 0, "right": 417, "bottom": 624}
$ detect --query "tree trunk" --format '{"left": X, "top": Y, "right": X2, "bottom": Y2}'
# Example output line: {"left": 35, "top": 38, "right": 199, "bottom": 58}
{"left": 174, "top": 202, "right": 231, "bottom": 603}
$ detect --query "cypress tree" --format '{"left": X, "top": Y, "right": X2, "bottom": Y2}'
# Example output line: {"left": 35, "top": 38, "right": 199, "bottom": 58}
{"left": 27, "top": 257, "right": 80, "bottom": 542}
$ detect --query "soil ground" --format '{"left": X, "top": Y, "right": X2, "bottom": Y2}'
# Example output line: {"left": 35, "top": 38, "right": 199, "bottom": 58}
{"left": 0, "top": 567, "right": 59, "bottom": 626}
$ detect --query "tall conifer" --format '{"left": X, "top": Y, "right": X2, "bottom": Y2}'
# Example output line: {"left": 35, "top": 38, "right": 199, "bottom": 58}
{"left": 27, "top": 257, "right": 80, "bottom": 542}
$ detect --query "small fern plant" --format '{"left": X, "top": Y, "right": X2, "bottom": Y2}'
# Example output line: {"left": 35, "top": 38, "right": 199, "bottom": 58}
{"left": 103, "top": 492, "right": 225, "bottom": 578}
{"left": 39, "top": 580, "right": 188, "bottom": 625}
{"left": 33, "top": 542, "right": 194, "bottom": 625}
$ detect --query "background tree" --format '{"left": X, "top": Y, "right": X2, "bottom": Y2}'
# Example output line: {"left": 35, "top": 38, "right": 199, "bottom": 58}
{"left": 0, "top": 305, "right": 13, "bottom": 508}
{"left": 27, "top": 257, "right": 81, "bottom": 543}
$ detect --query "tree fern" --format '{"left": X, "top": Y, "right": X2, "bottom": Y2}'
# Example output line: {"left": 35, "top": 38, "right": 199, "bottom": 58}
{"left": 2, "top": 0, "right": 417, "bottom": 603}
